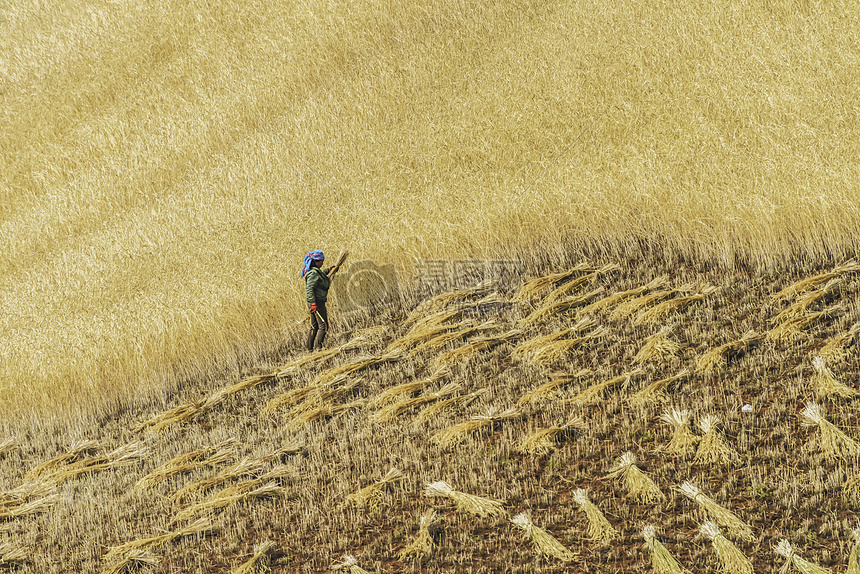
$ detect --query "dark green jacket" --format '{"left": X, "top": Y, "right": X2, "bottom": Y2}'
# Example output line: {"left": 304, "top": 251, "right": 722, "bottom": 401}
{"left": 305, "top": 266, "right": 332, "bottom": 303}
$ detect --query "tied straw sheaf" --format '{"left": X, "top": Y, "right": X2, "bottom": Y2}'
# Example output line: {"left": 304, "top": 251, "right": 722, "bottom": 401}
{"left": 345, "top": 467, "right": 404, "bottom": 509}
{"left": 605, "top": 452, "right": 665, "bottom": 503}
{"left": 231, "top": 541, "right": 277, "bottom": 574}
{"left": 572, "top": 488, "right": 617, "bottom": 543}
{"left": 424, "top": 480, "right": 505, "bottom": 518}
{"left": 775, "top": 539, "right": 833, "bottom": 574}
{"left": 430, "top": 406, "right": 523, "bottom": 447}
{"left": 517, "top": 417, "right": 586, "bottom": 456}
{"left": 700, "top": 521, "right": 754, "bottom": 574}
{"left": 629, "top": 370, "right": 689, "bottom": 407}
{"left": 801, "top": 401, "right": 860, "bottom": 461}
{"left": 661, "top": 408, "right": 699, "bottom": 455}
{"left": 511, "top": 512, "right": 576, "bottom": 562}
{"left": 696, "top": 331, "right": 763, "bottom": 374}
{"left": 679, "top": 481, "right": 754, "bottom": 542}
{"left": 642, "top": 525, "right": 690, "bottom": 574}
{"left": 693, "top": 415, "right": 740, "bottom": 466}
{"left": 811, "top": 356, "right": 857, "bottom": 399}
{"left": 398, "top": 509, "right": 438, "bottom": 562}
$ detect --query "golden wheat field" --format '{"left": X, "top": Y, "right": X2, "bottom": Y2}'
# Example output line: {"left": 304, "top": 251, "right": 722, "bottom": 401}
{"left": 4, "top": 0, "right": 860, "bottom": 572}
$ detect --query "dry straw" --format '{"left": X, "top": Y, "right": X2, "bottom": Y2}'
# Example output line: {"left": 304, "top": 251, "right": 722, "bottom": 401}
{"left": 0, "top": 542, "right": 29, "bottom": 567}
{"left": 679, "top": 481, "right": 754, "bottom": 542}
{"left": 134, "top": 399, "right": 207, "bottom": 433}
{"left": 424, "top": 480, "right": 505, "bottom": 518}
{"left": 170, "top": 449, "right": 286, "bottom": 503}
{"left": 768, "top": 306, "right": 842, "bottom": 343}
{"left": 565, "top": 370, "right": 641, "bottom": 407}
{"left": 606, "top": 452, "right": 665, "bottom": 503}
{"left": 313, "top": 350, "right": 403, "bottom": 387}
{"left": 399, "top": 509, "right": 438, "bottom": 562}
{"left": 370, "top": 367, "right": 450, "bottom": 408}
{"left": 642, "top": 525, "right": 690, "bottom": 574}
{"left": 136, "top": 440, "right": 236, "bottom": 492}
{"left": 0, "top": 493, "right": 58, "bottom": 520}
{"left": 693, "top": 416, "right": 740, "bottom": 466}
{"left": 288, "top": 398, "right": 366, "bottom": 429}
{"left": 545, "top": 263, "right": 620, "bottom": 302}
{"left": 175, "top": 479, "right": 285, "bottom": 523}
{"left": 512, "top": 262, "right": 594, "bottom": 302}
{"left": 661, "top": 408, "right": 698, "bottom": 455}
{"left": 633, "top": 327, "right": 682, "bottom": 364}
{"left": 696, "top": 331, "right": 763, "bottom": 374}
{"left": 511, "top": 512, "right": 576, "bottom": 562}
{"left": 819, "top": 323, "right": 860, "bottom": 363}
{"left": 774, "top": 539, "right": 833, "bottom": 574}
{"left": 773, "top": 277, "right": 842, "bottom": 323}
{"left": 572, "top": 488, "right": 617, "bottom": 543}
{"left": 403, "top": 284, "right": 495, "bottom": 325}
{"left": 105, "top": 517, "right": 213, "bottom": 561}
{"left": 100, "top": 550, "right": 160, "bottom": 574}
{"left": 25, "top": 439, "right": 99, "bottom": 479}
{"left": 610, "top": 289, "right": 675, "bottom": 321}
{"left": 231, "top": 541, "right": 276, "bottom": 574}
{"left": 520, "top": 287, "right": 603, "bottom": 326}
{"left": 431, "top": 407, "right": 522, "bottom": 447}
{"left": 518, "top": 369, "right": 591, "bottom": 405}
{"left": 330, "top": 555, "right": 371, "bottom": 574}
{"left": 771, "top": 260, "right": 860, "bottom": 302}
{"left": 581, "top": 276, "right": 668, "bottom": 315}
{"left": 514, "top": 325, "right": 605, "bottom": 365}
{"left": 518, "top": 417, "right": 586, "bottom": 456}
{"left": 801, "top": 401, "right": 860, "bottom": 460}
{"left": 434, "top": 328, "right": 522, "bottom": 368}
{"left": 635, "top": 284, "right": 719, "bottom": 325}
{"left": 414, "top": 389, "right": 486, "bottom": 424}
{"left": 700, "top": 521, "right": 753, "bottom": 574}
{"left": 45, "top": 442, "right": 147, "bottom": 485}
{"left": 345, "top": 467, "right": 404, "bottom": 509}
{"left": 409, "top": 321, "right": 497, "bottom": 356}
{"left": 629, "top": 370, "right": 689, "bottom": 407}
{"left": 811, "top": 356, "right": 856, "bottom": 399}
{"left": 371, "top": 382, "right": 461, "bottom": 423}
{"left": 513, "top": 317, "right": 595, "bottom": 354}
{"left": 0, "top": 438, "right": 18, "bottom": 457}
{"left": 848, "top": 529, "right": 860, "bottom": 574}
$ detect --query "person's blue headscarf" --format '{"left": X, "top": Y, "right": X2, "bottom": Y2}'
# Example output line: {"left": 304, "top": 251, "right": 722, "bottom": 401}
{"left": 300, "top": 249, "right": 325, "bottom": 278}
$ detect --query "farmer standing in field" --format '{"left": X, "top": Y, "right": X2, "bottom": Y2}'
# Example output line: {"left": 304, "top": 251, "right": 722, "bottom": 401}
{"left": 302, "top": 249, "right": 331, "bottom": 351}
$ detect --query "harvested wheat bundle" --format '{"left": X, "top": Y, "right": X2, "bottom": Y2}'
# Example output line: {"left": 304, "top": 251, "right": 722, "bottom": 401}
{"left": 410, "top": 321, "right": 499, "bottom": 356}
{"left": 701, "top": 521, "right": 753, "bottom": 574}
{"left": 345, "top": 467, "right": 404, "bottom": 509}
{"left": 169, "top": 451, "right": 280, "bottom": 503}
{"left": 513, "top": 262, "right": 594, "bottom": 302}
{"left": 693, "top": 416, "right": 740, "bottom": 466}
{"left": 0, "top": 493, "right": 58, "bottom": 519}
{"left": 679, "top": 482, "right": 754, "bottom": 542}
{"left": 696, "top": 331, "right": 764, "bottom": 374}
{"left": 0, "top": 542, "right": 28, "bottom": 567}
{"left": 606, "top": 452, "right": 665, "bottom": 503}
{"left": 415, "top": 389, "right": 487, "bottom": 424}
{"left": 25, "top": 439, "right": 100, "bottom": 479}
{"left": 231, "top": 540, "right": 276, "bottom": 574}
{"left": 515, "top": 317, "right": 596, "bottom": 352}
{"left": 630, "top": 370, "right": 689, "bottom": 407}
{"left": 399, "top": 509, "right": 438, "bottom": 562}
{"left": 811, "top": 356, "right": 856, "bottom": 399}
{"left": 610, "top": 289, "right": 675, "bottom": 321}
{"left": 403, "top": 285, "right": 494, "bottom": 327}
{"left": 431, "top": 407, "right": 523, "bottom": 447}
{"left": 314, "top": 350, "right": 404, "bottom": 387}
{"left": 100, "top": 549, "right": 160, "bottom": 574}
{"left": 642, "top": 525, "right": 690, "bottom": 574}
{"left": 386, "top": 323, "right": 453, "bottom": 353}
{"left": 289, "top": 378, "right": 363, "bottom": 416}
{"left": 848, "top": 529, "right": 860, "bottom": 574}
{"left": 801, "top": 401, "right": 860, "bottom": 460}
{"left": 661, "top": 408, "right": 698, "bottom": 455}
{"left": 772, "top": 260, "right": 860, "bottom": 302}
{"left": 404, "top": 307, "right": 466, "bottom": 335}
{"left": 515, "top": 327, "right": 605, "bottom": 366}
{"left": 565, "top": 370, "right": 641, "bottom": 408}
{"left": 136, "top": 440, "right": 236, "bottom": 492}
{"left": 434, "top": 329, "right": 523, "bottom": 367}
{"left": 273, "top": 328, "right": 378, "bottom": 377}
{"left": 844, "top": 470, "right": 860, "bottom": 501}
{"left": 372, "top": 382, "right": 461, "bottom": 423}
{"left": 768, "top": 307, "right": 842, "bottom": 343}
{"left": 633, "top": 327, "right": 682, "bottom": 364}
{"left": 572, "top": 488, "right": 617, "bottom": 543}
{"left": 330, "top": 555, "right": 371, "bottom": 574}
{"left": 545, "top": 271, "right": 599, "bottom": 302}
{"left": 371, "top": 367, "right": 450, "bottom": 408}
{"left": 175, "top": 481, "right": 284, "bottom": 523}
{"left": 773, "top": 278, "right": 842, "bottom": 323}
{"left": 105, "top": 517, "right": 213, "bottom": 560}
{"left": 518, "top": 417, "right": 586, "bottom": 456}
{"left": 819, "top": 323, "right": 860, "bottom": 363}
{"left": 134, "top": 400, "right": 206, "bottom": 433}
{"left": 582, "top": 276, "right": 669, "bottom": 315}
{"left": 520, "top": 287, "right": 603, "bottom": 326}
{"left": 262, "top": 382, "right": 320, "bottom": 416}
{"left": 47, "top": 442, "right": 147, "bottom": 485}
{"left": 775, "top": 539, "right": 833, "bottom": 574}
{"left": 0, "top": 438, "right": 18, "bottom": 457}
{"left": 511, "top": 512, "right": 576, "bottom": 561}
{"left": 289, "top": 399, "right": 366, "bottom": 429}
{"left": 327, "top": 249, "right": 350, "bottom": 277}
{"left": 518, "top": 370, "right": 591, "bottom": 406}
{"left": 425, "top": 480, "right": 505, "bottom": 518}
{"left": 636, "top": 285, "right": 719, "bottom": 325}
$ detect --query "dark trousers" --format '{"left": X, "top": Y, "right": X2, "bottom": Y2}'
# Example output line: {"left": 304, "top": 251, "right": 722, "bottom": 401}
{"left": 307, "top": 301, "right": 328, "bottom": 351}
